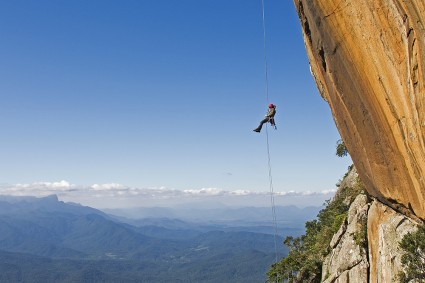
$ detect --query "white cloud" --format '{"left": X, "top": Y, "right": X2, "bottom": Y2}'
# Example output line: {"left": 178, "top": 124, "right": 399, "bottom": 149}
{"left": 15, "top": 180, "right": 73, "bottom": 190}
{"left": 90, "top": 183, "right": 128, "bottom": 191}
{"left": 230, "top": 190, "right": 251, "bottom": 196}
{"left": 0, "top": 180, "right": 75, "bottom": 196}
{"left": 183, "top": 188, "right": 225, "bottom": 196}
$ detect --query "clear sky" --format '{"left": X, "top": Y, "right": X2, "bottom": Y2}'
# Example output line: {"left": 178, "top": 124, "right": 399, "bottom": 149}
{"left": 0, "top": 0, "right": 352, "bottom": 207}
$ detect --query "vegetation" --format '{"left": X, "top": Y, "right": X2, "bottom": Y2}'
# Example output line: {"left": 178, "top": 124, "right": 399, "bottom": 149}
{"left": 0, "top": 249, "right": 276, "bottom": 283}
{"left": 267, "top": 168, "right": 365, "bottom": 282}
{"left": 336, "top": 139, "right": 349, "bottom": 157}
{"left": 398, "top": 224, "right": 425, "bottom": 282}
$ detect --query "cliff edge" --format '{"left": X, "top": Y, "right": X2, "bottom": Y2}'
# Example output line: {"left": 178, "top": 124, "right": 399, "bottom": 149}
{"left": 292, "top": 0, "right": 425, "bottom": 219}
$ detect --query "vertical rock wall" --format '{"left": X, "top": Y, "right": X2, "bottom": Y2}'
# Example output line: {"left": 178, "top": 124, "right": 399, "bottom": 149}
{"left": 292, "top": 0, "right": 425, "bottom": 219}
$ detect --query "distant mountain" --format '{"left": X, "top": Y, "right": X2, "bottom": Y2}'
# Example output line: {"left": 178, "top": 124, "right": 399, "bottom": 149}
{"left": 0, "top": 195, "right": 104, "bottom": 216}
{"left": 0, "top": 195, "right": 295, "bottom": 282}
{"left": 104, "top": 204, "right": 321, "bottom": 230}
{"left": 0, "top": 195, "right": 157, "bottom": 259}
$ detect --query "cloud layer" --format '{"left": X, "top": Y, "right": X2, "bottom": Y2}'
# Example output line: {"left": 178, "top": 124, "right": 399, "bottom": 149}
{"left": 0, "top": 181, "right": 336, "bottom": 208}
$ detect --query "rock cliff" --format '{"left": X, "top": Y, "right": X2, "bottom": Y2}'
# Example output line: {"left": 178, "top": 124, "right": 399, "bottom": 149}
{"left": 291, "top": 1, "right": 425, "bottom": 281}
{"left": 292, "top": 0, "right": 425, "bottom": 219}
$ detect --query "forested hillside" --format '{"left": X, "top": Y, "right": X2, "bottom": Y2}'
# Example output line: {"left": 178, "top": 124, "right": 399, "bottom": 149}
{"left": 0, "top": 195, "right": 303, "bottom": 282}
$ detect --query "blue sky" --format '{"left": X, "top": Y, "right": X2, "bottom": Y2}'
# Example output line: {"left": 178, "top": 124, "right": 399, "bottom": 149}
{"left": 0, "top": 0, "right": 351, "bottom": 206}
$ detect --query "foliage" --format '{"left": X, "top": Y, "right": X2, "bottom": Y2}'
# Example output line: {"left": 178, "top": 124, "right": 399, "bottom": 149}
{"left": 352, "top": 226, "right": 367, "bottom": 250}
{"left": 0, "top": 235, "right": 279, "bottom": 283}
{"left": 0, "top": 249, "right": 276, "bottom": 283}
{"left": 336, "top": 139, "right": 349, "bottom": 157}
{"left": 267, "top": 168, "right": 365, "bottom": 283}
{"left": 352, "top": 216, "right": 368, "bottom": 255}
{"left": 398, "top": 224, "right": 425, "bottom": 282}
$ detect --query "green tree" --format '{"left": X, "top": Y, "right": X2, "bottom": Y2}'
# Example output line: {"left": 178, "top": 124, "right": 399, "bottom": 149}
{"left": 336, "top": 139, "right": 349, "bottom": 157}
{"left": 398, "top": 225, "right": 425, "bottom": 282}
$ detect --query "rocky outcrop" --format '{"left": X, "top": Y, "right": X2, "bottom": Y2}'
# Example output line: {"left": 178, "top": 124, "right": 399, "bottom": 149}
{"left": 322, "top": 193, "right": 370, "bottom": 283}
{"left": 292, "top": 0, "right": 425, "bottom": 219}
{"left": 322, "top": 192, "right": 418, "bottom": 282}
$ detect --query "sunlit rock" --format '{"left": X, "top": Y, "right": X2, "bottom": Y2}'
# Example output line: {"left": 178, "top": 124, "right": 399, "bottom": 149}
{"left": 293, "top": 0, "right": 425, "bottom": 219}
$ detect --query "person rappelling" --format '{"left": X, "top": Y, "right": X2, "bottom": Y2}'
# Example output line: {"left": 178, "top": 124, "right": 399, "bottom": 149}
{"left": 253, "top": 103, "right": 276, "bottom": 132}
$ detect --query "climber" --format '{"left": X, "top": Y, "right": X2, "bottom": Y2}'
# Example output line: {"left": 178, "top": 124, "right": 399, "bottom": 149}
{"left": 253, "top": 104, "right": 276, "bottom": 132}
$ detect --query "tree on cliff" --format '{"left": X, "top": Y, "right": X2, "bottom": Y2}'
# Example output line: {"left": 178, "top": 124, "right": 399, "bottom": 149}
{"left": 335, "top": 139, "right": 349, "bottom": 157}
{"left": 398, "top": 224, "right": 425, "bottom": 282}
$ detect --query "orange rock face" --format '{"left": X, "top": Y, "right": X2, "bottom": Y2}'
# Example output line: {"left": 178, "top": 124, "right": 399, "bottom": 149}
{"left": 293, "top": 0, "right": 425, "bottom": 219}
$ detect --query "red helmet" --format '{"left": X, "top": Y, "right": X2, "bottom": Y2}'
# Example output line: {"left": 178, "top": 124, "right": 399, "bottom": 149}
{"left": 269, "top": 103, "right": 274, "bottom": 108}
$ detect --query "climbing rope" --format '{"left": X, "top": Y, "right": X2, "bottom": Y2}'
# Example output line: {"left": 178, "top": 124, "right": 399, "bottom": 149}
{"left": 266, "top": 126, "right": 279, "bottom": 265}
{"left": 261, "top": 0, "right": 270, "bottom": 102}
{"left": 261, "top": 0, "right": 280, "bottom": 270}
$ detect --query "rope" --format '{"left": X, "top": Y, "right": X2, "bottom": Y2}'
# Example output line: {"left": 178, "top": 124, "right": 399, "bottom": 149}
{"left": 261, "top": 0, "right": 280, "bottom": 272}
{"left": 261, "top": 0, "right": 270, "bottom": 103}
{"left": 266, "top": 126, "right": 279, "bottom": 265}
